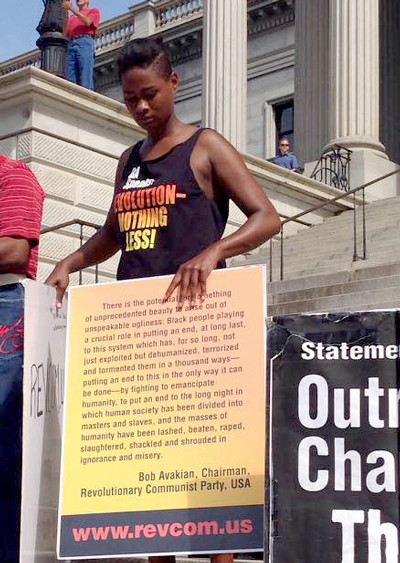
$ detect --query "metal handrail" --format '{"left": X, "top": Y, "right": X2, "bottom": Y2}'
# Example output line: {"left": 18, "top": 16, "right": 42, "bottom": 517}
{"left": 279, "top": 213, "right": 312, "bottom": 227}
{"left": 266, "top": 215, "right": 312, "bottom": 282}
{"left": 310, "top": 145, "right": 352, "bottom": 192}
{"left": 40, "top": 218, "right": 101, "bottom": 235}
{"left": 274, "top": 167, "right": 400, "bottom": 281}
{"left": 281, "top": 168, "right": 400, "bottom": 227}
{"left": 41, "top": 219, "right": 101, "bottom": 285}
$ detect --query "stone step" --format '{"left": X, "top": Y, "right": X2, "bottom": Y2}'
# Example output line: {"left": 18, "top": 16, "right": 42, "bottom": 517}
{"left": 365, "top": 195, "right": 400, "bottom": 208}
{"left": 343, "top": 302, "right": 400, "bottom": 312}
{"left": 269, "top": 261, "right": 400, "bottom": 293}
{"left": 279, "top": 223, "right": 400, "bottom": 250}
{"left": 270, "top": 273, "right": 400, "bottom": 305}
{"left": 253, "top": 240, "right": 355, "bottom": 258}
{"left": 270, "top": 263, "right": 389, "bottom": 283}
{"left": 240, "top": 195, "right": 400, "bottom": 314}
{"left": 257, "top": 224, "right": 388, "bottom": 248}
{"left": 321, "top": 198, "right": 400, "bottom": 223}
{"left": 269, "top": 247, "right": 400, "bottom": 279}
{"left": 268, "top": 285, "right": 400, "bottom": 316}
{"left": 322, "top": 208, "right": 400, "bottom": 228}
{"left": 284, "top": 226, "right": 400, "bottom": 248}
{"left": 270, "top": 258, "right": 356, "bottom": 279}
{"left": 282, "top": 211, "right": 400, "bottom": 243}
{"left": 277, "top": 247, "right": 355, "bottom": 264}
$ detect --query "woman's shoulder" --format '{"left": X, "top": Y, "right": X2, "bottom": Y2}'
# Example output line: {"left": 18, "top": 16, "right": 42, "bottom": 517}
{"left": 121, "top": 140, "right": 143, "bottom": 161}
{"left": 195, "top": 128, "right": 232, "bottom": 151}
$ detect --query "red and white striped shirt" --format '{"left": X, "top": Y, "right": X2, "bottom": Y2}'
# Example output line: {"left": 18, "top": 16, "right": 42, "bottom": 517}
{"left": 0, "top": 155, "right": 45, "bottom": 279}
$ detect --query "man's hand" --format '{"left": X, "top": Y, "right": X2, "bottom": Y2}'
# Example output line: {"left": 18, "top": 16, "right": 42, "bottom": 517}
{"left": 45, "top": 262, "right": 71, "bottom": 309}
{"left": 62, "top": 1, "right": 74, "bottom": 12}
{"left": 163, "top": 243, "right": 222, "bottom": 310}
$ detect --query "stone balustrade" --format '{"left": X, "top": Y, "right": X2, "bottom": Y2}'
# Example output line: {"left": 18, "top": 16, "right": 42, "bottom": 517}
{"left": 95, "top": 16, "right": 135, "bottom": 53}
{"left": 155, "top": 0, "right": 203, "bottom": 28}
{"left": 0, "top": 50, "right": 40, "bottom": 77}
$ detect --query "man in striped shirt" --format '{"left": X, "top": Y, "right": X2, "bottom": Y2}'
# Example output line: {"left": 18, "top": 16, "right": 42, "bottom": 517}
{"left": 0, "top": 153, "right": 44, "bottom": 563}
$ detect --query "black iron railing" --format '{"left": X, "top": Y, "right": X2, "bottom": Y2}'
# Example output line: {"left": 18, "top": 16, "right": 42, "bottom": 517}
{"left": 41, "top": 219, "right": 101, "bottom": 285}
{"left": 270, "top": 167, "right": 400, "bottom": 282}
{"left": 267, "top": 214, "right": 312, "bottom": 282}
{"left": 310, "top": 145, "right": 352, "bottom": 192}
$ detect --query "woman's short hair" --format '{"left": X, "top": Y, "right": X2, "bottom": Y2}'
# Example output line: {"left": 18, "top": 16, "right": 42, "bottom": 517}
{"left": 117, "top": 37, "right": 172, "bottom": 79}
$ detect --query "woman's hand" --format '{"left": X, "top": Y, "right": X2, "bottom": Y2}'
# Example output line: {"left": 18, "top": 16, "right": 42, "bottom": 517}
{"left": 163, "top": 243, "right": 222, "bottom": 310}
{"left": 45, "top": 262, "right": 71, "bottom": 309}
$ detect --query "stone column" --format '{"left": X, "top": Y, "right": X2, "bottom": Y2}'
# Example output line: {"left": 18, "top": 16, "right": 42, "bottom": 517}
{"left": 202, "top": 0, "right": 247, "bottom": 151}
{"left": 294, "top": 0, "right": 330, "bottom": 166}
{"left": 326, "top": 0, "right": 400, "bottom": 197}
{"left": 326, "top": 0, "right": 384, "bottom": 154}
{"left": 380, "top": 0, "right": 400, "bottom": 165}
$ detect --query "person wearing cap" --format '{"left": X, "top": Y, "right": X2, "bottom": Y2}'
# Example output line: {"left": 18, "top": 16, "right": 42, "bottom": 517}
{"left": 63, "top": 0, "right": 100, "bottom": 90}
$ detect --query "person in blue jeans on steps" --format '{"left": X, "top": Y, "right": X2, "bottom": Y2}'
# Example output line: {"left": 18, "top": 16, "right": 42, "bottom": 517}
{"left": 0, "top": 153, "right": 44, "bottom": 563}
{"left": 63, "top": 0, "right": 100, "bottom": 90}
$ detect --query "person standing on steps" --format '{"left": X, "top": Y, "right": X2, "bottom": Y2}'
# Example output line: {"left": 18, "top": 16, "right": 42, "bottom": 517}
{"left": 46, "top": 37, "right": 281, "bottom": 563}
{"left": 63, "top": 0, "right": 100, "bottom": 90}
{"left": 0, "top": 153, "right": 45, "bottom": 563}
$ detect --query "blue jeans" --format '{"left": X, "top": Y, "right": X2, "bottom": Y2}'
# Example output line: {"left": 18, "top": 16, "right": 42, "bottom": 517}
{"left": 66, "top": 36, "right": 95, "bottom": 90}
{"left": 0, "top": 284, "right": 24, "bottom": 563}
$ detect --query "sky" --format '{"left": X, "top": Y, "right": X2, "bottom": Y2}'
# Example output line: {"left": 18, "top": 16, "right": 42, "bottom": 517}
{"left": 0, "top": 0, "right": 142, "bottom": 62}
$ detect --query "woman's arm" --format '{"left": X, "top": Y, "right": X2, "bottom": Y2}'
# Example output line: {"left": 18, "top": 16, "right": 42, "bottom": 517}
{"left": 45, "top": 224, "right": 119, "bottom": 307}
{"left": 164, "top": 130, "right": 281, "bottom": 307}
{"left": 46, "top": 147, "right": 132, "bottom": 307}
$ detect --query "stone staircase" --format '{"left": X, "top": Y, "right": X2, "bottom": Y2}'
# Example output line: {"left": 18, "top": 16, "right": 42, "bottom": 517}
{"left": 229, "top": 195, "right": 400, "bottom": 315}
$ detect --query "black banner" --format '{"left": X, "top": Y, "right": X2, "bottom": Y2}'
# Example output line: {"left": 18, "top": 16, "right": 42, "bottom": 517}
{"left": 268, "top": 311, "right": 400, "bottom": 563}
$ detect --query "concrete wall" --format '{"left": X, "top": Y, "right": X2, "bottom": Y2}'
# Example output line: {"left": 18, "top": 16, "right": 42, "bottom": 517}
{"left": 0, "top": 67, "right": 144, "bottom": 285}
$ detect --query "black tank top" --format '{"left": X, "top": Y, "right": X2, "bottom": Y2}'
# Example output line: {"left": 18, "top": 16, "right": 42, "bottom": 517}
{"left": 111, "top": 128, "right": 229, "bottom": 280}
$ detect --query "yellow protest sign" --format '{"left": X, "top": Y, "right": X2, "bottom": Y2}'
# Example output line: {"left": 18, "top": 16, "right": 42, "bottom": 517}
{"left": 58, "top": 266, "right": 266, "bottom": 558}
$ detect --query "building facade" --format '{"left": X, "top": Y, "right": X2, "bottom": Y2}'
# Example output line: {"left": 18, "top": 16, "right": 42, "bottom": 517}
{"left": 0, "top": 0, "right": 399, "bottom": 285}
{"left": 1, "top": 0, "right": 398, "bottom": 186}
{"left": 1, "top": 0, "right": 398, "bottom": 191}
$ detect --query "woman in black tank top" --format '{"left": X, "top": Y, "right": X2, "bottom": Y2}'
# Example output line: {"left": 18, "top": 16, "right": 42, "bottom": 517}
{"left": 113, "top": 128, "right": 229, "bottom": 280}
{"left": 46, "top": 35, "right": 280, "bottom": 563}
{"left": 109, "top": 38, "right": 280, "bottom": 310}
{"left": 46, "top": 37, "right": 280, "bottom": 311}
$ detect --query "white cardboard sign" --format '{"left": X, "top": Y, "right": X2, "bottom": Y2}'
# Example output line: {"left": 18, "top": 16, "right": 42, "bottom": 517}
{"left": 20, "top": 281, "right": 67, "bottom": 563}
